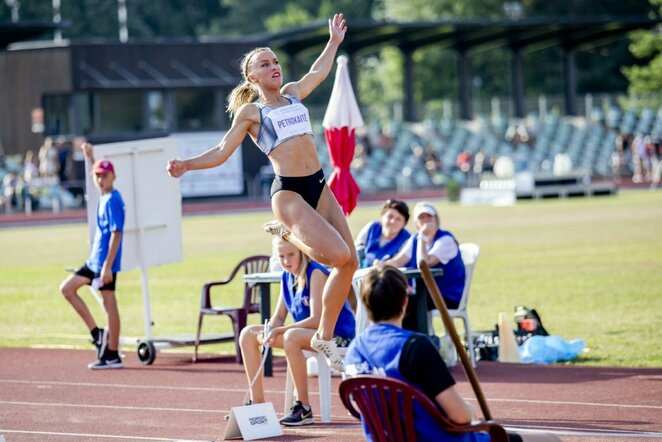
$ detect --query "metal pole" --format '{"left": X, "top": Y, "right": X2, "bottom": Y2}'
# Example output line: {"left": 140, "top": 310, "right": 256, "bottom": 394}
{"left": 117, "top": 0, "right": 128, "bottom": 43}
{"left": 52, "top": 0, "right": 62, "bottom": 43}
{"left": 419, "top": 260, "right": 493, "bottom": 421}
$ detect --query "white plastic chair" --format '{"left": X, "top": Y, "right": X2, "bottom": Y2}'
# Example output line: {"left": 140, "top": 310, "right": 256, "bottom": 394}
{"left": 283, "top": 274, "right": 370, "bottom": 423}
{"left": 428, "top": 243, "right": 480, "bottom": 368}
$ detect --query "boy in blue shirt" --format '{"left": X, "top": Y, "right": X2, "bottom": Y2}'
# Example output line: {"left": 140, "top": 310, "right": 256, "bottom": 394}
{"left": 60, "top": 142, "right": 125, "bottom": 369}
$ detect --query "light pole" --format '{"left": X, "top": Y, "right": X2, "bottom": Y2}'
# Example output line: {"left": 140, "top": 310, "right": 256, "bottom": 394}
{"left": 52, "top": 0, "right": 62, "bottom": 43}
{"left": 117, "top": 0, "right": 128, "bottom": 43}
{"left": 4, "top": 0, "right": 20, "bottom": 22}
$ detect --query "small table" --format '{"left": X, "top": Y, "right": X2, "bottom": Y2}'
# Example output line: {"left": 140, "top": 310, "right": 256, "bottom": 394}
{"left": 244, "top": 266, "right": 443, "bottom": 376}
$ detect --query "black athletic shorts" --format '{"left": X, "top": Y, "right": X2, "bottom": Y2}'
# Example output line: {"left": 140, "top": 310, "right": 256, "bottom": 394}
{"left": 270, "top": 168, "right": 325, "bottom": 209}
{"left": 75, "top": 263, "right": 118, "bottom": 291}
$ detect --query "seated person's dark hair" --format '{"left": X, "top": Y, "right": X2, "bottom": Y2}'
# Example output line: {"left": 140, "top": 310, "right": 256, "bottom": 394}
{"left": 382, "top": 199, "right": 410, "bottom": 223}
{"left": 361, "top": 264, "right": 408, "bottom": 322}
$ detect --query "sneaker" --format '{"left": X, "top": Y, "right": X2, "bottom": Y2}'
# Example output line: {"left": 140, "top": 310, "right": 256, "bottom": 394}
{"left": 310, "top": 332, "right": 344, "bottom": 372}
{"left": 263, "top": 220, "right": 290, "bottom": 239}
{"left": 88, "top": 353, "right": 123, "bottom": 370}
{"left": 91, "top": 327, "right": 108, "bottom": 359}
{"left": 279, "top": 401, "right": 313, "bottom": 426}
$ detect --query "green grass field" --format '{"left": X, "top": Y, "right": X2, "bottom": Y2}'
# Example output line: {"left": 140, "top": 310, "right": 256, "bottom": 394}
{"left": 1, "top": 190, "right": 661, "bottom": 367}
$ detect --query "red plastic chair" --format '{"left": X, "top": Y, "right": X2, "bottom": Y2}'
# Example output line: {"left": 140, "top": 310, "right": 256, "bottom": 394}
{"left": 193, "top": 255, "right": 270, "bottom": 364}
{"left": 339, "top": 375, "right": 509, "bottom": 442}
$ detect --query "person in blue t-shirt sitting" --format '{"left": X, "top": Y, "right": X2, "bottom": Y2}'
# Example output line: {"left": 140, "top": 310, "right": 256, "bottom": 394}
{"left": 354, "top": 198, "right": 411, "bottom": 268}
{"left": 381, "top": 201, "right": 465, "bottom": 331}
{"left": 59, "top": 142, "right": 125, "bottom": 370}
{"left": 346, "top": 265, "right": 560, "bottom": 442}
{"left": 239, "top": 236, "right": 355, "bottom": 426}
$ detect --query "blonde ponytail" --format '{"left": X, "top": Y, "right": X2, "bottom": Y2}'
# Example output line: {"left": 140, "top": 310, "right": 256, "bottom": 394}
{"left": 226, "top": 46, "right": 272, "bottom": 117}
{"left": 226, "top": 81, "right": 257, "bottom": 117}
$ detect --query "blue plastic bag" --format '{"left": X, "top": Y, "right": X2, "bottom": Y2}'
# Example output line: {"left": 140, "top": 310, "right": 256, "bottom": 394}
{"left": 519, "top": 335, "right": 585, "bottom": 364}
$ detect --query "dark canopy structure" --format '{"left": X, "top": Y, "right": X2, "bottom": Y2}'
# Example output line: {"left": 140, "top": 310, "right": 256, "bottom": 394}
{"left": 0, "top": 21, "right": 61, "bottom": 49}
{"left": 268, "top": 17, "right": 662, "bottom": 120}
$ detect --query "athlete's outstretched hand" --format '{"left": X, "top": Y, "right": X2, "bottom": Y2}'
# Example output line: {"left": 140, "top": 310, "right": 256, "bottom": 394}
{"left": 167, "top": 159, "right": 187, "bottom": 178}
{"left": 329, "top": 13, "right": 347, "bottom": 46}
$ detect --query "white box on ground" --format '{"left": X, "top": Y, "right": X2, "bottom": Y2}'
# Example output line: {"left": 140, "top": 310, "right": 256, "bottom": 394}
{"left": 460, "top": 188, "right": 516, "bottom": 206}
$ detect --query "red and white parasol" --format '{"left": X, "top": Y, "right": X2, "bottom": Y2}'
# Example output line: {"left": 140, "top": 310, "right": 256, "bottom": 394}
{"left": 322, "top": 55, "right": 364, "bottom": 216}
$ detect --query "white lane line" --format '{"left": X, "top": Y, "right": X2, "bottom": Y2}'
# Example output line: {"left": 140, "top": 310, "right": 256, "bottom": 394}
{"left": 490, "top": 397, "right": 662, "bottom": 410}
{"left": 0, "top": 379, "right": 281, "bottom": 395}
{"left": 4, "top": 379, "right": 662, "bottom": 410}
{"left": 505, "top": 425, "right": 662, "bottom": 439}
{"left": 0, "top": 399, "right": 228, "bottom": 414}
{"left": 0, "top": 429, "right": 211, "bottom": 441}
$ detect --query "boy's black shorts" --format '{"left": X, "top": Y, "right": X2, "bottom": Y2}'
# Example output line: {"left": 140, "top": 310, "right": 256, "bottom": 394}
{"left": 75, "top": 264, "right": 118, "bottom": 291}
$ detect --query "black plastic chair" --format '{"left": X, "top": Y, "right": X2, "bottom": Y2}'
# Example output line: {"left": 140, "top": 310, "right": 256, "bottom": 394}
{"left": 193, "top": 255, "right": 270, "bottom": 364}
{"left": 339, "top": 375, "right": 509, "bottom": 442}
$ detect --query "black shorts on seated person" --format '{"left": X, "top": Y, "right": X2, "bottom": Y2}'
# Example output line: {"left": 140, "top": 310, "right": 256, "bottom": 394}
{"left": 75, "top": 263, "right": 117, "bottom": 291}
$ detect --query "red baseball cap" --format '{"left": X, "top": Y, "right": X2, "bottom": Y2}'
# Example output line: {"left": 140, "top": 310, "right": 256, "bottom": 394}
{"left": 92, "top": 159, "right": 115, "bottom": 174}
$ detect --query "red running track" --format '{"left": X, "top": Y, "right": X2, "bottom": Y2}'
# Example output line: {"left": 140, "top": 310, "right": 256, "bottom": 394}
{"left": 0, "top": 348, "right": 661, "bottom": 441}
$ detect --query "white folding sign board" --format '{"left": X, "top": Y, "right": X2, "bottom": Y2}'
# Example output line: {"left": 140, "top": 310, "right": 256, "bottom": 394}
{"left": 86, "top": 137, "right": 183, "bottom": 271}
{"left": 223, "top": 402, "right": 282, "bottom": 441}
{"left": 173, "top": 131, "right": 244, "bottom": 197}
{"left": 85, "top": 137, "right": 184, "bottom": 340}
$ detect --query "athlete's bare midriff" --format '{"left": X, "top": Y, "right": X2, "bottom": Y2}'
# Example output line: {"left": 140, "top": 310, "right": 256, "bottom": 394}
{"left": 266, "top": 134, "right": 321, "bottom": 177}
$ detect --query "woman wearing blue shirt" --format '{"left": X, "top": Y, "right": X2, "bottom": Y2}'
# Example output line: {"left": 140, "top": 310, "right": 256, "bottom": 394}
{"left": 354, "top": 199, "right": 411, "bottom": 268}
{"left": 239, "top": 237, "right": 355, "bottom": 426}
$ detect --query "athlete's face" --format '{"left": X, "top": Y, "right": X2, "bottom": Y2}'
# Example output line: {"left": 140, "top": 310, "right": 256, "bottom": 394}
{"left": 247, "top": 50, "right": 282, "bottom": 89}
{"left": 276, "top": 240, "right": 301, "bottom": 273}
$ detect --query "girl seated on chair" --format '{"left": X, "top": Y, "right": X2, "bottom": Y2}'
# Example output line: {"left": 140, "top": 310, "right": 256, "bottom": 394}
{"left": 239, "top": 236, "right": 355, "bottom": 426}
{"left": 345, "top": 264, "right": 560, "bottom": 442}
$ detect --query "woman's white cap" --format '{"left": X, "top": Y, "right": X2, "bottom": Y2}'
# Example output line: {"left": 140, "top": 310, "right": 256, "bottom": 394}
{"left": 412, "top": 202, "right": 438, "bottom": 220}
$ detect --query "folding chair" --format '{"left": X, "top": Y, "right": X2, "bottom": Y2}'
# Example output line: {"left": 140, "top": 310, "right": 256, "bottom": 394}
{"left": 339, "top": 375, "right": 509, "bottom": 442}
{"left": 193, "top": 255, "right": 270, "bottom": 364}
{"left": 429, "top": 242, "right": 480, "bottom": 367}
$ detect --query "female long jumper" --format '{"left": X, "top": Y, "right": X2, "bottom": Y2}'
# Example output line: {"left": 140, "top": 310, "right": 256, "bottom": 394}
{"left": 167, "top": 14, "right": 356, "bottom": 371}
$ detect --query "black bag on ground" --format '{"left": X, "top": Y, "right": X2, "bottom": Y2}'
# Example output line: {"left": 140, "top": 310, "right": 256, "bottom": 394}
{"left": 513, "top": 305, "right": 549, "bottom": 344}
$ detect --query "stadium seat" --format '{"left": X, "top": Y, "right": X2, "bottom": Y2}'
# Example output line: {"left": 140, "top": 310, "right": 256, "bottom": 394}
{"left": 428, "top": 243, "right": 480, "bottom": 368}
{"left": 339, "top": 375, "right": 509, "bottom": 442}
{"left": 193, "top": 255, "right": 270, "bottom": 364}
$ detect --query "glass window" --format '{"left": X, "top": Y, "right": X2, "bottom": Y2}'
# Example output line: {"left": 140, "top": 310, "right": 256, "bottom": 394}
{"left": 147, "top": 90, "right": 168, "bottom": 131}
{"left": 72, "top": 93, "right": 94, "bottom": 135}
{"left": 97, "top": 91, "right": 144, "bottom": 133}
{"left": 173, "top": 88, "right": 217, "bottom": 131}
{"left": 43, "top": 95, "right": 71, "bottom": 135}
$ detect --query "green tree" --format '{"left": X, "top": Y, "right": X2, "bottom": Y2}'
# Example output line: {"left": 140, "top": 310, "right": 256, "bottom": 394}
{"left": 623, "top": 0, "right": 662, "bottom": 104}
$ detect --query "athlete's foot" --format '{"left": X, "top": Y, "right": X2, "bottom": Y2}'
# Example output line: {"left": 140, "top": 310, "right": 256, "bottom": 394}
{"left": 263, "top": 220, "right": 290, "bottom": 240}
{"left": 310, "top": 332, "right": 344, "bottom": 372}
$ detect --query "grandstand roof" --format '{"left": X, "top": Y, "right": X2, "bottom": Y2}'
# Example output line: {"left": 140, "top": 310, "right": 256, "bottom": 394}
{"left": 269, "top": 16, "right": 662, "bottom": 121}
{"left": 0, "top": 21, "right": 61, "bottom": 50}
{"left": 269, "top": 16, "right": 662, "bottom": 55}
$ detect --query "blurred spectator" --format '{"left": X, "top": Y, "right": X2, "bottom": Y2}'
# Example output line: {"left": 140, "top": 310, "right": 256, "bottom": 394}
{"left": 632, "top": 134, "right": 647, "bottom": 183}
{"left": 57, "top": 138, "right": 73, "bottom": 183}
{"left": 38, "top": 137, "right": 60, "bottom": 180}
{"left": 379, "top": 129, "right": 394, "bottom": 152}
{"left": 1, "top": 171, "right": 18, "bottom": 211}
{"left": 23, "top": 150, "right": 39, "bottom": 182}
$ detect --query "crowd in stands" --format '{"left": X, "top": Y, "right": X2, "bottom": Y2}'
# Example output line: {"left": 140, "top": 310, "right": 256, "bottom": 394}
{"left": 0, "top": 137, "right": 87, "bottom": 214}
{"left": 315, "top": 104, "right": 662, "bottom": 193}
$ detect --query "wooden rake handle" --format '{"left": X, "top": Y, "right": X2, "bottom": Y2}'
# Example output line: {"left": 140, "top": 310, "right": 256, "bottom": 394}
{"left": 419, "top": 260, "right": 493, "bottom": 421}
